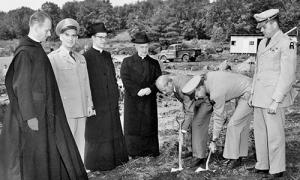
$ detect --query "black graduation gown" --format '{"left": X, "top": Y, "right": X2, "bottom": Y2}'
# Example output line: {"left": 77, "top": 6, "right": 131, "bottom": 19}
{"left": 83, "top": 48, "right": 128, "bottom": 171}
{"left": 120, "top": 53, "right": 162, "bottom": 157}
{"left": 0, "top": 36, "right": 88, "bottom": 180}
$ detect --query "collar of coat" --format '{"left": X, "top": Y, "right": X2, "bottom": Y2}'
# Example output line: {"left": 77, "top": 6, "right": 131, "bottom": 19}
{"left": 258, "top": 30, "right": 283, "bottom": 55}
{"left": 92, "top": 46, "right": 103, "bottom": 53}
{"left": 58, "top": 46, "right": 83, "bottom": 64}
{"left": 133, "top": 53, "right": 150, "bottom": 61}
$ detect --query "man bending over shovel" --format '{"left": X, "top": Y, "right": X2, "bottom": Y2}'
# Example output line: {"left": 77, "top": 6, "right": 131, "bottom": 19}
{"left": 182, "top": 71, "right": 253, "bottom": 169}
{"left": 156, "top": 74, "right": 213, "bottom": 168}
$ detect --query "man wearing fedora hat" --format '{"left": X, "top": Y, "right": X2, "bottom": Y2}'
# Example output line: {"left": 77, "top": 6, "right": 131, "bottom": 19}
{"left": 83, "top": 22, "right": 128, "bottom": 171}
{"left": 48, "top": 18, "right": 95, "bottom": 162}
{"left": 250, "top": 9, "right": 297, "bottom": 179}
{"left": 121, "top": 31, "right": 162, "bottom": 158}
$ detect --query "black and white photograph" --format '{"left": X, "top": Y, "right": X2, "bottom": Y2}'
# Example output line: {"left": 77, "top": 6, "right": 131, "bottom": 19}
{"left": 0, "top": 0, "right": 299, "bottom": 179}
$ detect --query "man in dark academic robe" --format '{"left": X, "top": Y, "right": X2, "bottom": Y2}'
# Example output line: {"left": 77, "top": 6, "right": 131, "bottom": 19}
{"left": 121, "top": 32, "right": 162, "bottom": 158}
{"left": 83, "top": 22, "right": 128, "bottom": 171}
{"left": 0, "top": 12, "right": 87, "bottom": 180}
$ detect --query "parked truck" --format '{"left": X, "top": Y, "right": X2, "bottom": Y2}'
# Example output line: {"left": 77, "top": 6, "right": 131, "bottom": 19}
{"left": 158, "top": 44, "right": 201, "bottom": 62}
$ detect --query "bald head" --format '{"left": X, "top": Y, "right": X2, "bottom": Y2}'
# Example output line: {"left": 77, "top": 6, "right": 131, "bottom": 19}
{"left": 156, "top": 75, "right": 174, "bottom": 95}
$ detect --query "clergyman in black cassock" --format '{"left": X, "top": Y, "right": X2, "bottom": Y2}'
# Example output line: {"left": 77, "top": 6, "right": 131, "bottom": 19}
{"left": 121, "top": 32, "right": 162, "bottom": 158}
{"left": 0, "top": 11, "right": 87, "bottom": 180}
{"left": 83, "top": 22, "right": 128, "bottom": 171}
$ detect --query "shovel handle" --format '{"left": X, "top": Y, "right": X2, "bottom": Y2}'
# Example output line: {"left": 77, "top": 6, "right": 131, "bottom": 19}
{"left": 178, "top": 121, "right": 183, "bottom": 169}
{"left": 205, "top": 150, "right": 212, "bottom": 170}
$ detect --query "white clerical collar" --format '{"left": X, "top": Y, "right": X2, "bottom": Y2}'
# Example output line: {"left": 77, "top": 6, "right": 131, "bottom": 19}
{"left": 138, "top": 54, "right": 146, "bottom": 59}
{"left": 28, "top": 34, "right": 40, "bottom": 43}
{"left": 93, "top": 46, "right": 103, "bottom": 53}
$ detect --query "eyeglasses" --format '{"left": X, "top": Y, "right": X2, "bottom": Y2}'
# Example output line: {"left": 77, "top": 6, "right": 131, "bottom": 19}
{"left": 94, "top": 35, "right": 107, "bottom": 39}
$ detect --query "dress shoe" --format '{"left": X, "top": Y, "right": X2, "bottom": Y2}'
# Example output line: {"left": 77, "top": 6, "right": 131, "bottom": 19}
{"left": 261, "top": 172, "right": 284, "bottom": 180}
{"left": 249, "top": 168, "right": 269, "bottom": 174}
{"left": 189, "top": 157, "right": 206, "bottom": 168}
{"left": 247, "top": 167, "right": 269, "bottom": 174}
{"left": 226, "top": 158, "right": 242, "bottom": 169}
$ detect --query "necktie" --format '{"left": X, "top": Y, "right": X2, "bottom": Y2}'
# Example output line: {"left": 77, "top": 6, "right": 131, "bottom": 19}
{"left": 266, "top": 38, "right": 271, "bottom": 47}
{"left": 69, "top": 51, "right": 76, "bottom": 61}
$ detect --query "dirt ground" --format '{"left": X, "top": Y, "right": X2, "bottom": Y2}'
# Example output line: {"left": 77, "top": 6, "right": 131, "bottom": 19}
{"left": 90, "top": 57, "right": 300, "bottom": 180}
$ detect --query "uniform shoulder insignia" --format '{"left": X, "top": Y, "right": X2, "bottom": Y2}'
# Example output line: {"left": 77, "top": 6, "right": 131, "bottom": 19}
{"left": 289, "top": 42, "right": 295, "bottom": 49}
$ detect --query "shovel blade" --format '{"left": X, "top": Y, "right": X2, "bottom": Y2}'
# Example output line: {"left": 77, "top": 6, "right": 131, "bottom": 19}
{"left": 195, "top": 167, "right": 207, "bottom": 172}
{"left": 171, "top": 167, "right": 183, "bottom": 172}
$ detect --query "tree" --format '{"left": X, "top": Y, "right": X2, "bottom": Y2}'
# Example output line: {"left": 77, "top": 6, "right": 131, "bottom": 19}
{"left": 4, "top": 7, "right": 35, "bottom": 39}
{"left": 77, "top": 0, "right": 118, "bottom": 36}
{"left": 211, "top": 25, "right": 226, "bottom": 42}
{"left": 61, "top": 1, "right": 80, "bottom": 20}
{"left": 0, "top": 11, "right": 13, "bottom": 40}
{"left": 41, "top": 2, "right": 61, "bottom": 39}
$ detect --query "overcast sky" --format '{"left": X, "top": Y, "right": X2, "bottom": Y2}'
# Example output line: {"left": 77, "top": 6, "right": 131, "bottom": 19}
{"left": 0, "top": 0, "right": 142, "bottom": 12}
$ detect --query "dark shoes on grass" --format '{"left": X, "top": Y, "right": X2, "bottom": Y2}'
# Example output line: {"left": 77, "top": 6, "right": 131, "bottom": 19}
{"left": 189, "top": 157, "right": 206, "bottom": 168}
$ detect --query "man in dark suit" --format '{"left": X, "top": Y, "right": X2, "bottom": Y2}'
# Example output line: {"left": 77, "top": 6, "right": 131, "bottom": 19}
{"left": 0, "top": 11, "right": 87, "bottom": 180}
{"left": 155, "top": 74, "right": 212, "bottom": 167}
{"left": 121, "top": 32, "right": 162, "bottom": 158}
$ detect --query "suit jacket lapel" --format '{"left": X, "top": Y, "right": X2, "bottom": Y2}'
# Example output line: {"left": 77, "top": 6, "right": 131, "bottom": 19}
{"left": 59, "top": 46, "right": 76, "bottom": 64}
{"left": 260, "top": 30, "right": 283, "bottom": 55}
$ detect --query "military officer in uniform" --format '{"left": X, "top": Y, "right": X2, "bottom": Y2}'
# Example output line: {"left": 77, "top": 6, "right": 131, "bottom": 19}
{"left": 48, "top": 18, "right": 95, "bottom": 162}
{"left": 250, "top": 9, "right": 297, "bottom": 179}
{"left": 155, "top": 74, "right": 212, "bottom": 167}
{"left": 182, "top": 71, "right": 253, "bottom": 169}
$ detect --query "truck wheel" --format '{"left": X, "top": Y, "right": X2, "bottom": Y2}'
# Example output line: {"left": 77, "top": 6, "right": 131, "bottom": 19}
{"left": 182, "top": 54, "right": 189, "bottom": 62}
{"left": 160, "top": 55, "right": 168, "bottom": 63}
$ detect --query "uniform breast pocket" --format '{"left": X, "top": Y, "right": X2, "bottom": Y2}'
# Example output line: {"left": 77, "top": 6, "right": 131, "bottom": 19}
{"left": 269, "top": 47, "right": 280, "bottom": 59}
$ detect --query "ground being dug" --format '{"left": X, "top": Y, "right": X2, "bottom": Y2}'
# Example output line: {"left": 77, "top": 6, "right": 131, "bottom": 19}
{"left": 90, "top": 60, "right": 300, "bottom": 180}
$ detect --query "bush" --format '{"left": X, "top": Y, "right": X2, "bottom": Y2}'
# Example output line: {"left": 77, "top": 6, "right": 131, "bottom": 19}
{"left": 149, "top": 43, "right": 161, "bottom": 55}
{"left": 204, "top": 47, "right": 216, "bottom": 55}
{"left": 164, "top": 31, "right": 180, "bottom": 38}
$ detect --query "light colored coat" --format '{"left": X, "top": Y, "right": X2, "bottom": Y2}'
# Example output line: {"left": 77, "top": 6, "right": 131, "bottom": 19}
{"left": 204, "top": 71, "right": 253, "bottom": 159}
{"left": 251, "top": 30, "right": 297, "bottom": 174}
{"left": 251, "top": 30, "right": 297, "bottom": 108}
{"left": 48, "top": 46, "right": 93, "bottom": 118}
{"left": 204, "top": 71, "right": 252, "bottom": 139}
